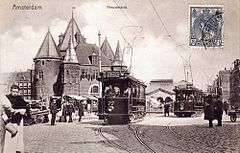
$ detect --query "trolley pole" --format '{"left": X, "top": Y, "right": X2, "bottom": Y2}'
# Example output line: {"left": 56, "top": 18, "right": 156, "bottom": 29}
{"left": 98, "top": 30, "right": 102, "bottom": 98}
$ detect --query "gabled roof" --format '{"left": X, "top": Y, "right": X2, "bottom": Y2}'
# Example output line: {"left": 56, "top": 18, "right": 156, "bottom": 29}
{"left": 63, "top": 35, "right": 79, "bottom": 64}
{"left": 100, "top": 37, "right": 114, "bottom": 60}
{"left": 75, "top": 43, "right": 111, "bottom": 65}
{"left": 34, "top": 31, "right": 61, "bottom": 59}
{"left": 113, "top": 40, "right": 123, "bottom": 65}
{"left": 58, "top": 17, "right": 82, "bottom": 51}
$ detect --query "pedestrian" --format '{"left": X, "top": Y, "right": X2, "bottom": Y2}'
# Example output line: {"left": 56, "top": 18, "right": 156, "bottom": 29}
{"left": 66, "top": 99, "right": 75, "bottom": 122}
{"left": 215, "top": 96, "right": 223, "bottom": 126}
{"left": 61, "top": 102, "right": 67, "bottom": 122}
{"left": 223, "top": 101, "right": 228, "bottom": 115}
{"left": 204, "top": 95, "right": 215, "bottom": 128}
{"left": 86, "top": 98, "right": 91, "bottom": 114}
{"left": 164, "top": 102, "right": 170, "bottom": 116}
{"left": 5, "top": 84, "right": 28, "bottom": 153}
{"left": 1, "top": 92, "right": 26, "bottom": 153}
{"left": 49, "top": 98, "right": 59, "bottom": 125}
{"left": 77, "top": 100, "right": 84, "bottom": 122}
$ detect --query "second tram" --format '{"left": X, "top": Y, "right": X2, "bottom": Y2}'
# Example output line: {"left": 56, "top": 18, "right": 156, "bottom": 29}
{"left": 97, "top": 68, "right": 147, "bottom": 124}
{"left": 173, "top": 84, "right": 205, "bottom": 117}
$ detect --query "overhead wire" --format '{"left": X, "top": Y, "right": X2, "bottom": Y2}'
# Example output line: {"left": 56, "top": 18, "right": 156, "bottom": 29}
{"left": 149, "top": 0, "right": 190, "bottom": 64}
{"left": 149, "top": 0, "right": 194, "bottom": 83}
{"left": 112, "top": 0, "right": 144, "bottom": 74}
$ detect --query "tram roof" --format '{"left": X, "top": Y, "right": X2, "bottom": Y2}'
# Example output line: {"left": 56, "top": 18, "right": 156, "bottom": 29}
{"left": 102, "top": 74, "right": 147, "bottom": 87}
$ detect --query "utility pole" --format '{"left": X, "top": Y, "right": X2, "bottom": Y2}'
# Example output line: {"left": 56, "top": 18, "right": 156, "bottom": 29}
{"left": 98, "top": 30, "right": 102, "bottom": 97}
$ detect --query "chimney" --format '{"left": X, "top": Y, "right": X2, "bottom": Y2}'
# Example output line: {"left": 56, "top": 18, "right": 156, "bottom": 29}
{"left": 58, "top": 33, "right": 64, "bottom": 44}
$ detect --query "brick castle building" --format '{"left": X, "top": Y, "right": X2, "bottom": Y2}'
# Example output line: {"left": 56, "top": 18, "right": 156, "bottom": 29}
{"left": 32, "top": 15, "right": 124, "bottom": 103}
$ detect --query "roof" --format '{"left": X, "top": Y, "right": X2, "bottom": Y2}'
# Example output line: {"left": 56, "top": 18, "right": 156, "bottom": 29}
{"left": 58, "top": 17, "right": 82, "bottom": 51}
{"left": 75, "top": 43, "right": 111, "bottom": 65}
{"left": 150, "top": 79, "right": 174, "bottom": 83}
{"left": 34, "top": 31, "right": 61, "bottom": 59}
{"left": 113, "top": 40, "right": 123, "bottom": 65}
{"left": 100, "top": 37, "right": 114, "bottom": 60}
{"left": 15, "top": 71, "right": 31, "bottom": 81}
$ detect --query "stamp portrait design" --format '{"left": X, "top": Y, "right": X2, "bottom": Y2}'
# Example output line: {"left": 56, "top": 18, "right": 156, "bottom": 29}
{"left": 189, "top": 6, "right": 224, "bottom": 48}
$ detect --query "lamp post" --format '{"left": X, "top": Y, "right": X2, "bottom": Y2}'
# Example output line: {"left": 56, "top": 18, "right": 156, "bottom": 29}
{"left": 98, "top": 30, "right": 102, "bottom": 98}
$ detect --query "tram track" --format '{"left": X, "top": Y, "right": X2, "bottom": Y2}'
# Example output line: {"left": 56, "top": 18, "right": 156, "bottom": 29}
{"left": 166, "top": 122, "right": 222, "bottom": 152}
{"left": 97, "top": 127, "right": 132, "bottom": 153}
{"left": 128, "top": 124, "right": 158, "bottom": 153}
{"left": 130, "top": 124, "right": 192, "bottom": 153}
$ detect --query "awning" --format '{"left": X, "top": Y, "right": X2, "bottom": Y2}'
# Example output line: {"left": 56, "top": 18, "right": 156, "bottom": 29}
{"left": 64, "top": 95, "right": 87, "bottom": 101}
{"left": 84, "top": 95, "right": 98, "bottom": 101}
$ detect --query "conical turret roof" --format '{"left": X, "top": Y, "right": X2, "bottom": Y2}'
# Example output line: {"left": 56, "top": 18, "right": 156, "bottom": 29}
{"left": 100, "top": 37, "right": 114, "bottom": 60}
{"left": 34, "top": 30, "right": 61, "bottom": 59}
{"left": 113, "top": 40, "right": 123, "bottom": 65}
{"left": 63, "top": 35, "right": 79, "bottom": 64}
{"left": 58, "top": 17, "right": 82, "bottom": 51}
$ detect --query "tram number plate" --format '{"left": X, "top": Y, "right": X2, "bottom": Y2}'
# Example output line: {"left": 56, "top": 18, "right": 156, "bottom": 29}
{"left": 105, "top": 71, "right": 120, "bottom": 78}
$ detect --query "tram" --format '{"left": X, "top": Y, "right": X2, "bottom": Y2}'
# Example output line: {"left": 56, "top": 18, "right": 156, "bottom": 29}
{"left": 173, "top": 83, "right": 205, "bottom": 117}
{"left": 97, "top": 67, "right": 147, "bottom": 124}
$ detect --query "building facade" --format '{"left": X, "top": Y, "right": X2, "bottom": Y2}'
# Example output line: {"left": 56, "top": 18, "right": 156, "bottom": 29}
{"left": 230, "top": 59, "right": 240, "bottom": 108}
{"left": 146, "top": 79, "right": 175, "bottom": 101}
{"left": 32, "top": 15, "right": 124, "bottom": 104}
{"left": 0, "top": 69, "right": 34, "bottom": 99}
{"left": 211, "top": 68, "right": 231, "bottom": 102}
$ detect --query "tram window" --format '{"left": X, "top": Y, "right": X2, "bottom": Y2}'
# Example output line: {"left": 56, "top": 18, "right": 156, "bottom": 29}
{"left": 114, "top": 87, "right": 120, "bottom": 97}
{"left": 105, "top": 85, "right": 116, "bottom": 97}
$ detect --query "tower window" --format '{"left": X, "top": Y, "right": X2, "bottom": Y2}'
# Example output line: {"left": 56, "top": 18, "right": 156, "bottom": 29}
{"left": 42, "top": 60, "right": 45, "bottom": 65}
{"left": 39, "top": 71, "right": 44, "bottom": 80}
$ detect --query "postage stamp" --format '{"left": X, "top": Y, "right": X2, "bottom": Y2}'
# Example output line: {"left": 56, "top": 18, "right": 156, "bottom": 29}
{"left": 189, "top": 5, "right": 224, "bottom": 48}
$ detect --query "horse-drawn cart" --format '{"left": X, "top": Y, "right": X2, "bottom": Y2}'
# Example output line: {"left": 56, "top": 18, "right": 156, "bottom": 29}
{"left": 24, "top": 108, "right": 49, "bottom": 125}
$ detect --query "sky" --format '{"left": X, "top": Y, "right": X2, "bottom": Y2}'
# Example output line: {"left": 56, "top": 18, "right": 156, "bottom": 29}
{"left": 0, "top": 0, "right": 239, "bottom": 90}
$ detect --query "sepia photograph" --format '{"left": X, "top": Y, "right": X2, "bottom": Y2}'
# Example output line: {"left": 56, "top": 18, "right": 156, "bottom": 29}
{"left": 0, "top": 0, "right": 239, "bottom": 152}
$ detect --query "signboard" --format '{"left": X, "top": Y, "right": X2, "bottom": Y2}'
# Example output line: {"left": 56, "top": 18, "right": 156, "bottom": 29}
{"left": 104, "top": 71, "right": 120, "bottom": 78}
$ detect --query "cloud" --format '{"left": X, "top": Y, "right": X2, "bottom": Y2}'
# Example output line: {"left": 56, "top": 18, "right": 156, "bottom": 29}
{"left": 132, "top": 34, "right": 184, "bottom": 83}
{"left": 50, "top": 18, "right": 68, "bottom": 42}
{"left": 0, "top": 26, "right": 45, "bottom": 72}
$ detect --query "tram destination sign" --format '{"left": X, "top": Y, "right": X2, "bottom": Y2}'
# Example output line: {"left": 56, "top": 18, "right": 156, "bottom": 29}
{"left": 104, "top": 71, "right": 121, "bottom": 78}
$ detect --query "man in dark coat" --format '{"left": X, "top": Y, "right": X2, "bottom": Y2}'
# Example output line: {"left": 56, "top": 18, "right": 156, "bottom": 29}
{"left": 5, "top": 84, "right": 28, "bottom": 152}
{"left": 204, "top": 95, "right": 215, "bottom": 127}
{"left": 223, "top": 101, "right": 228, "bottom": 115}
{"left": 49, "top": 98, "right": 59, "bottom": 125}
{"left": 215, "top": 96, "right": 223, "bottom": 126}
{"left": 76, "top": 100, "right": 84, "bottom": 122}
{"left": 164, "top": 102, "right": 170, "bottom": 116}
{"left": 66, "top": 99, "right": 75, "bottom": 122}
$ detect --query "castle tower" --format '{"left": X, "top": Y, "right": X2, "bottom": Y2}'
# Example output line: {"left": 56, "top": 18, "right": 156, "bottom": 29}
{"left": 60, "top": 35, "right": 81, "bottom": 96}
{"left": 57, "top": 15, "right": 85, "bottom": 57}
{"left": 113, "top": 40, "right": 123, "bottom": 65}
{"left": 112, "top": 40, "right": 127, "bottom": 71}
{"left": 33, "top": 30, "right": 62, "bottom": 104}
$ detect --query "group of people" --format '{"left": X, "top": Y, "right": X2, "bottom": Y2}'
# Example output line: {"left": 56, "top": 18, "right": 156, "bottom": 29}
{"left": 49, "top": 98, "right": 84, "bottom": 125}
{"left": 1, "top": 84, "right": 27, "bottom": 153}
{"left": 204, "top": 95, "right": 224, "bottom": 127}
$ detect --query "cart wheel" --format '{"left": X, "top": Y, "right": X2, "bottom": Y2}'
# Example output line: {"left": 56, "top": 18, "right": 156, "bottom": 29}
{"left": 230, "top": 115, "right": 237, "bottom": 122}
{"left": 34, "top": 115, "right": 44, "bottom": 124}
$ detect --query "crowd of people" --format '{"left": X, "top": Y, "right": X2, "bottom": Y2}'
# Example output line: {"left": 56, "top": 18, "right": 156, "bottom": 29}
{"left": 49, "top": 97, "right": 85, "bottom": 125}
